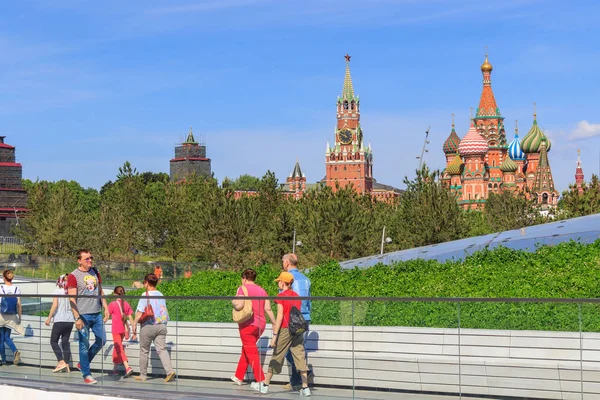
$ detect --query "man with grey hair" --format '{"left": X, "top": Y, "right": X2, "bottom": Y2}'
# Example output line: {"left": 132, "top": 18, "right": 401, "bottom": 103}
{"left": 281, "top": 253, "right": 313, "bottom": 391}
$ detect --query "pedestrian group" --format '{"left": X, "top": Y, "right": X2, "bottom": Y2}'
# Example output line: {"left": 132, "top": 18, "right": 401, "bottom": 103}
{"left": 1, "top": 250, "right": 313, "bottom": 396}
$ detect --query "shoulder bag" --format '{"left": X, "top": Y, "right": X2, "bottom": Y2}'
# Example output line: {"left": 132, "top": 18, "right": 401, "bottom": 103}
{"left": 232, "top": 285, "right": 253, "bottom": 324}
{"left": 138, "top": 289, "right": 155, "bottom": 325}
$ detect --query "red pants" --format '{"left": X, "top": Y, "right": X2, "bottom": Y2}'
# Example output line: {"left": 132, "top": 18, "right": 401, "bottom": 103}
{"left": 235, "top": 324, "right": 265, "bottom": 382}
{"left": 112, "top": 333, "right": 128, "bottom": 364}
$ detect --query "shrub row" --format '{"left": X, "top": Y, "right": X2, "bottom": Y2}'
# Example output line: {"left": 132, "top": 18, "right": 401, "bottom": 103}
{"left": 127, "top": 240, "right": 600, "bottom": 331}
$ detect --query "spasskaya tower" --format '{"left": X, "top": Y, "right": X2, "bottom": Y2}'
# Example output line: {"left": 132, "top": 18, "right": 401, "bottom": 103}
{"left": 323, "top": 54, "right": 373, "bottom": 194}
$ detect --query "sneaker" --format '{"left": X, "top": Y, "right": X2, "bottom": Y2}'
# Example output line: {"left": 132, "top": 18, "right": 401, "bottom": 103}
{"left": 164, "top": 371, "right": 176, "bottom": 383}
{"left": 231, "top": 375, "right": 243, "bottom": 385}
{"left": 251, "top": 381, "right": 269, "bottom": 394}
{"left": 84, "top": 376, "right": 97, "bottom": 384}
{"left": 123, "top": 367, "right": 134, "bottom": 378}
{"left": 300, "top": 387, "right": 312, "bottom": 397}
{"left": 134, "top": 375, "right": 147, "bottom": 381}
{"left": 76, "top": 362, "right": 81, "bottom": 371}
{"left": 13, "top": 351, "right": 21, "bottom": 365}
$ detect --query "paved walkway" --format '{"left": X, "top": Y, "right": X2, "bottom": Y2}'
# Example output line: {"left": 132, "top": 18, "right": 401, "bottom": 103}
{"left": 0, "top": 364, "right": 491, "bottom": 400}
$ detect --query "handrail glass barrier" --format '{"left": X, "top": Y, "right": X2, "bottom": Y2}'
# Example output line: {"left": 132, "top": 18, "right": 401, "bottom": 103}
{"left": 0, "top": 292, "right": 597, "bottom": 399}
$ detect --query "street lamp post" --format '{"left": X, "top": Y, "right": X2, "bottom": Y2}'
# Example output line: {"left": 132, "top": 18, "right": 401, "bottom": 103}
{"left": 292, "top": 229, "right": 302, "bottom": 254}
{"left": 380, "top": 226, "right": 392, "bottom": 255}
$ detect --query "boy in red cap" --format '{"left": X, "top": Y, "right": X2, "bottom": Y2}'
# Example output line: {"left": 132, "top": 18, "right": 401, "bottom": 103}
{"left": 250, "top": 271, "right": 311, "bottom": 396}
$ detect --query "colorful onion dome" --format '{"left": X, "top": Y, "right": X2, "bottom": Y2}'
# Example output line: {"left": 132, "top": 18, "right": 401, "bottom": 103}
{"left": 446, "top": 154, "right": 464, "bottom": 175}
{"left": 508, "top": 133, "right": 526, "bottom": 161}
{"left": 521, "top": 115, "right": 552, "bottom": 153}
{"left": 458, "top": 122, "right": 488, "bottom": 156}
{"left": 443, "top": 125, "right": 461, "bottom": 154}
{"left": 481, "top": 54, "right": 493, "bottom": 73}
{"left": 499, "top": 156, "right": 518, "bottom": 173}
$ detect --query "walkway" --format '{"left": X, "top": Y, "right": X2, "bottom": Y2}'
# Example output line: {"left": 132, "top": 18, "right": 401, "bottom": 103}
{"left": 0, "top": 364, "right": 489, "bottom": 400}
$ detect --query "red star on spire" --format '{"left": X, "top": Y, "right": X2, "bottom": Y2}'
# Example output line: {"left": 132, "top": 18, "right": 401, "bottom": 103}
{"left": 344, "top": 54, "right": 351, "bottom": 62}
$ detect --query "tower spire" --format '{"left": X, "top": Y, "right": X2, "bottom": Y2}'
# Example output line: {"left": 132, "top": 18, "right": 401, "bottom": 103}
{"left": 185, "top": 126, "right": 197, "bottom": 144}
{"left": 575, "top": 149, "right": 585, "bottom": 194}
{"left": 476, "top": 52, "right": 500, "bottom": 119}
{"left": 342, "top": 54, "right": 355, "bottom": 100}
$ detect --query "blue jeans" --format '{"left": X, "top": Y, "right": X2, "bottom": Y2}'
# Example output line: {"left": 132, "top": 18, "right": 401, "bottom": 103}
{"left": 0, "top": 326, "right": 18, "bottom": 362}
{"left": 285, "top": 322, "right": 311, "bottom": 386}
{"left": 78, "top": 313, "right": 106, "bottom": 377}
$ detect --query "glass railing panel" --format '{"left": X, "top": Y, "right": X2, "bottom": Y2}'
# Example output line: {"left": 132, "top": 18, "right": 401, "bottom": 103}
{"left": 348, "top": 299, "right": 460, "bottom": 399}
{"left": 458, "top": 300, "right": 582, "bottom": 399}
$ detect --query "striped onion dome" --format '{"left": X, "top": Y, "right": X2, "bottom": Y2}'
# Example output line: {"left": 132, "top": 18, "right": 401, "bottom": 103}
{"left": 446, "top": 154, "right": 464, "bottom": 175}
{"left": 521, "top": 117, "right": 552, "bottom": 153}
{"left": 458, "top": 122, "right": 488, "bottom": 156}
{"left": 443, "top": 126, "right": 461, "bottom": 154}
{"left": 499, "top": 156, "right": 518, "bottom": 173}
{"left": 508, "top": 133, "right": 526, "bottom": 161}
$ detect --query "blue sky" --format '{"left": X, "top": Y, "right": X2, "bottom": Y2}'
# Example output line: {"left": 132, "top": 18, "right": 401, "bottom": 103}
{"left": 2, "top": 0, "right": 600, "bottom": 191}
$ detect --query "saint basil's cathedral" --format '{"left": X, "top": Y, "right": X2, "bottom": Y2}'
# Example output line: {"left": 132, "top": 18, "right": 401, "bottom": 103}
{"left": 442, "top": 54, "right": 559, "bottom": 210}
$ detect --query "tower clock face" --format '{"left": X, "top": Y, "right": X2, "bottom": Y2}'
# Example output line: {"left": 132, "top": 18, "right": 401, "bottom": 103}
{"left": 339, "top": 129, "right": 352, "bottom": 144}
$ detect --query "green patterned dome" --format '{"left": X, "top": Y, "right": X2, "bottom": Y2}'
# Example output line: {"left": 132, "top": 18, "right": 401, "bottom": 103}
{"left": 443, "top": 127, "right": 461, "bottom": 154}
{"left": 499, "top": 156, "right": 518, "bottom": 173}
{"left": 446, "top": 154, "right": 464, "bottom": 175}
{"left": 521, "top": 117, "right": 552, "bottom": 153}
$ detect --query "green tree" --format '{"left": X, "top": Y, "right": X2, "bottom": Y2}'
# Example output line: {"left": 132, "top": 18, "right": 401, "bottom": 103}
{"left": 16, "top": 180, "right": 87, "bottom": 256}
{"left": 560, "top": 174, "right": 600, "bottom": 217}
{"left": 484, "top": 190, "right": 541, "bottom": 232}
{"left": 391, "top": 165, "right": 467, "bottom": 248}
{"left": 221, "top": 174, "right": 261, "bottom": 191}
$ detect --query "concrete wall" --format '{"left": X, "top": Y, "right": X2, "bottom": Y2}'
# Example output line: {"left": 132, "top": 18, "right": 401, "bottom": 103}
{"left": 9, "top": 316, "right": 600, "bottom": 399}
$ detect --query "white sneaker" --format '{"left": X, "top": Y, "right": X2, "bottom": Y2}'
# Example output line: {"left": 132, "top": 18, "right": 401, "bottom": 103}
{"left": 231, "top": 375, "right": 243, "bottom": 385}
{"left": 251, "top": 381, "right": 269, "bottom": 393}
{"left": 300, "top": 387, "right": 312, "bottom": 397}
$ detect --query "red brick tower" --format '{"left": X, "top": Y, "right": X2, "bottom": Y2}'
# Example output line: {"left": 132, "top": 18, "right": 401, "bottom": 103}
{"left": 575, "top": 149, "right": 585, "bottom": 194}
{"left": 286, "top": 160, "right": 307, "bottom": 200}
{"left": 324, "top": 54, "right": 373, "bottom": 194}
{"left": 473, "top": 54, "right": 507, "bottom": 196}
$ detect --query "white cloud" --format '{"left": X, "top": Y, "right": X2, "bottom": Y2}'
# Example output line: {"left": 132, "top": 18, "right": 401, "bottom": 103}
{"left": 568, "top": 120, "right": 600, "bottom": 140}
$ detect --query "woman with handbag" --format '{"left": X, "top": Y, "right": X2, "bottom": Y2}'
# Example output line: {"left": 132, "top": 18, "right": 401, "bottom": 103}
{"left": 45, "top": 274, "right": 74, "bottom": 372}
{"left": 104, "top": 286, "right": 135, "bottom": 377}
{"left": 133, "top": 273, "right": 175, "bottom": 383}
{"left": 231, "top": 269, "right": 275, "bottom": 386}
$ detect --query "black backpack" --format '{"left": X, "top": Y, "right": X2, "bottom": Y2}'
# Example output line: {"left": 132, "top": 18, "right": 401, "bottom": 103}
{"left": 288, "top": 305, "right": 308, "bottom": 336}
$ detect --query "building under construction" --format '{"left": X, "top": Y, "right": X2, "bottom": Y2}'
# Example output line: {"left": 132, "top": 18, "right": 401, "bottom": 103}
{"left": 0, "top": 136, "right": 27, "bottom": 235}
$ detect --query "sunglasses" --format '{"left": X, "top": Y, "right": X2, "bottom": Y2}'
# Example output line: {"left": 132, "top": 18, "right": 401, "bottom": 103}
{"left": 85, "top": 257, "right": 94, "bottom": 261}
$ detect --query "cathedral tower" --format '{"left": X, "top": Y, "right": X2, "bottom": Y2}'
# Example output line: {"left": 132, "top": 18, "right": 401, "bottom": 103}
{"left": 458, "top": 121, "right": 489, "bottom": 209}
{"left": 324, "top": 55, "right": 373, "bottom": 194}
{"left": 474, "top": 54, "right": 507, "bottom": 195}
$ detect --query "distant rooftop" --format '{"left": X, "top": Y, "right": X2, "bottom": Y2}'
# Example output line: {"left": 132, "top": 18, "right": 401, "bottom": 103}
{"left": 340, "top": 213, "right": 600, "bottom": 269}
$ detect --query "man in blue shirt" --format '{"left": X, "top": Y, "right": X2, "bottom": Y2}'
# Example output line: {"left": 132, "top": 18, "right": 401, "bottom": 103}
{"left": 282, "top": 253, "right": 313, "bottom": 390}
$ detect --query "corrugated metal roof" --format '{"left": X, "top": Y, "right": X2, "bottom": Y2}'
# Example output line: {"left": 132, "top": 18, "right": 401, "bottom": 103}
{"left": 340, "top": 213, "right": 600, "bottom": 269}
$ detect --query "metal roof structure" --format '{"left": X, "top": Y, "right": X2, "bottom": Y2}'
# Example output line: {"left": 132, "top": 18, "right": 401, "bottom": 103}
{"left": 340, "top": 213, "right": 600, "bottom": 269}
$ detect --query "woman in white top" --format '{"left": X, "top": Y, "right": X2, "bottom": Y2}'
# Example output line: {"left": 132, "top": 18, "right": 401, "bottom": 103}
{"left": 0, "top": 269, "right": 22, "bottom": 365}
{"left": 45, "top": 274, "right": 74, "bottom": 372}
